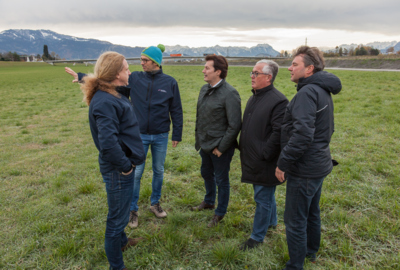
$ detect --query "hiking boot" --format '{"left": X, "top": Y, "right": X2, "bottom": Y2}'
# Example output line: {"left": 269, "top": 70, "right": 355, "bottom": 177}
{"left": 207, "top": 214, "right": 224, "bottom": 227}
{"left": 192, "top": 201, "right": 215, "bottom": 211}
{"left": 121, "top": 237, "right": 144, "bottom": 252}
{"left": 150, "top": 203, "right": 167, "bottom": 218}
{"left": 239, "top": 238, "right": 263, "bottom": 251}
{"left": 128, "top": 210, "right": 138, "bottom": 228}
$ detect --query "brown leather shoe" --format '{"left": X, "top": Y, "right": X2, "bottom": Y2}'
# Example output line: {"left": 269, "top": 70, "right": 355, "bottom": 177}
{"left": 207, "top": 214, "right": 224, "bottom": 227}
{"left": 192, "top": 201, "right": 215, "bottom": 211}
{"left": 121, "top": 237, "right": 144, "bottom": 252}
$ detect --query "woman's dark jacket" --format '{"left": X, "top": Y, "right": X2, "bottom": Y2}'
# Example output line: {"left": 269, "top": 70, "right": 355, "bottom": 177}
{"left": 277, "top": 71, "right": 342, "bottom": 178}
{"left": 195, "top": 80, "right": 242, "bottom": 153}
{"left": 89, "top": 86, "right": 145, "bottom": 174}
{"left": 239, "top": 84, "right": 288, "bottom": 186}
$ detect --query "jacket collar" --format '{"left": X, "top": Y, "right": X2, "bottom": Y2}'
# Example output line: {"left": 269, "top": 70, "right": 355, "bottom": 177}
{"left": 206, "top": 79, "right": 225, "bottom": 95}
{"left": 145, "top": 66, "right": 163, "bottom": 78}
{"left": 116, "top": 86, "right": 130, "bottom": 98}
{"left": 251, "top": 83, "right": 274, "bottom": 96}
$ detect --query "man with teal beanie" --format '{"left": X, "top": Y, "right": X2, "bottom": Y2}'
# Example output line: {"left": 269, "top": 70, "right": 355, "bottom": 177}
{"left": 67, "top": 44, "right": 183, "bottom": 227}
{"left": 127, "top": 44, "right": 183, "bottom": 226}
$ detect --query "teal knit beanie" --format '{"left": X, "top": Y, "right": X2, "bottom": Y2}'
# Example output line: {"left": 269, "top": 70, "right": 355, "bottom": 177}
{"left": 141, "top": 44, "right": 165, "bottom": 66}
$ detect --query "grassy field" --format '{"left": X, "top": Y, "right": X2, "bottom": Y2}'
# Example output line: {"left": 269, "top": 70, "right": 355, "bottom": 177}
{"left": 0, "top": 62, "right": 399, "bottom": 269}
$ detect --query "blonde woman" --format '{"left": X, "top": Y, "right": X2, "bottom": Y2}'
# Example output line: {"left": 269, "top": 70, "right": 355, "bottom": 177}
{"left": 78, "top": 51, "right": 145, "bottom": 270}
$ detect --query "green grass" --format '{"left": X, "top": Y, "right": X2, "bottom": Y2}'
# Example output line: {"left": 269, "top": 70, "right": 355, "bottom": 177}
{"left": 0, "top": 62, "right": 399, "bottom": 269}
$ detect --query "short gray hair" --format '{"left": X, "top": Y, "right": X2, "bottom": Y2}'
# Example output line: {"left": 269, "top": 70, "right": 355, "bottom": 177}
{"left": 256, "top": 60, "right": 279, "bottom": 83}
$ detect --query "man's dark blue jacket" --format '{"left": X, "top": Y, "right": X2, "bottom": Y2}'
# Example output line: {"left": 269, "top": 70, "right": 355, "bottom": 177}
{"left": 80, "top": 67, "right": 183, "bottom": 141}
{"left": 129, "top": 68, "right": 183, "bottom": 141}
{"left": 89, "top": 86, "right": 145, "bottom": 174}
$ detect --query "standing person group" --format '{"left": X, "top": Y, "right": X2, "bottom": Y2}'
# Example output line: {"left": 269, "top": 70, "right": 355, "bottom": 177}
{"left": 68, "top": 45, "right": 341, "bottom": 270}
{"left": 66, "top": 44, "right": 183, "bottom": 229}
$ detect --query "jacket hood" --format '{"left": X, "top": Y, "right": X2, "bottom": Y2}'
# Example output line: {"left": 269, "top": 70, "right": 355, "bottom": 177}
{"left": 297, "top": 71, "right": 342, "bottom": 95}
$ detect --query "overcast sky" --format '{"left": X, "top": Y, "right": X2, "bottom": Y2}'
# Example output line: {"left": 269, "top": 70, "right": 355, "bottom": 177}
{"left": 1, "top": 0, "right": 400, "bottom": 51}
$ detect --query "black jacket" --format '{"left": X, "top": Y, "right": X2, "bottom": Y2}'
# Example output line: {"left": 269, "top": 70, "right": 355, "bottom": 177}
{"left": 195, "top": 80, "right": 242, "bottom": 153}
{"left": 89, "top": 86, "right": 146, "bottom": 174}
{"left": 277, "top": 71, "right": 342, "bottom": 178}
{"left": 239, "top": 84, "right": 288, "bottom": 186}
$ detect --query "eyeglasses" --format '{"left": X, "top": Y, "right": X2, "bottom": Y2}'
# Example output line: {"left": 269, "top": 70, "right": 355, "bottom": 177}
{"left": 140, "top": 58, "right": 151, "bottom": 63}
{"left": 250, "top": 71, "right": 270, "bottom": 78}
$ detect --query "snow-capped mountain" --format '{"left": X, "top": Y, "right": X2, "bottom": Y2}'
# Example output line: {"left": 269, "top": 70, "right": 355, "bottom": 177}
{"left": 0, "top": 29, "right": 144, "bottom": 59}
{"left": 164, "top": 44, "right": 280, "bottom": 57}
{"left": 0, "top": 29, "right": 280, "bottom": 59}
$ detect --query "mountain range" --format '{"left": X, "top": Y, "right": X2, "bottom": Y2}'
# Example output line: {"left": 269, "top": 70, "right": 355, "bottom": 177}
{"left": 0, "top": 29, "right": 279, "bottom": 60}
{"left": 1, "top": 29, "right": 399, "bottom": 60}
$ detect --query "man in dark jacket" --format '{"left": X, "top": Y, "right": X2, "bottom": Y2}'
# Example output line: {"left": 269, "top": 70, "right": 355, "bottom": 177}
{"left": 192, "top": 55, "right": 242, "bottom": 227}
{"left": 239, "top": 60, "right": 288, "bottom": 250}
{"left": 275, "top": 46, "right": 342, "bottom": 270}
{"left": 66, "top": 44, "right": 183, "bottom": 228}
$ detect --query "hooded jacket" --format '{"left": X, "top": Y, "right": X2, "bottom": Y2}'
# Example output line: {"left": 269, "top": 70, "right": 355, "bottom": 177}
{"left": 89, "top": 86, "right": 145, "bottom": 174}
{"left": 277, "top": 71, "right": 342, "bottom": 178}
{"left": 79, "top": 67, "right": 183, "bottom": 141}
{"left": 195, "top": 80, "right": 241, "bottom": 153}
{"left": 239, "top": 84, "right": 288, "bottom": 186}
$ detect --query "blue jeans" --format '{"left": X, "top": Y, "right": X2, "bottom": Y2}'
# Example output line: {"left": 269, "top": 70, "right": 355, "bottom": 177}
{"left": 250, "top": 184, "right": 277, "bottom": 242}
{"left": 284, "top": 173, "right": 325, "bottom": 270}
{"left": 199, "top": 145, "right": 235, "bottom": 216}
{"left": 130, "top": 132, "right": 168, "bottom": 211}
{"left": 102, "top": 169, "right": 135, "bottom": 270}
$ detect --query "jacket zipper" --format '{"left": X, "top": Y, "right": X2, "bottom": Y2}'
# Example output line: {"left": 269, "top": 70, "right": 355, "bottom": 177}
{"left": 147, "top": 74, "right": 155, "bottom": 134}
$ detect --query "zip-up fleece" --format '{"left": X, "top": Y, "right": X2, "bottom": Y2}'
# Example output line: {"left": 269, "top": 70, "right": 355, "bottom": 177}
{"left": 89, "top": 86, "right": 145, "bottom": 174}
{"left": 277, "top": 71, "right": 342, "bottom": 178}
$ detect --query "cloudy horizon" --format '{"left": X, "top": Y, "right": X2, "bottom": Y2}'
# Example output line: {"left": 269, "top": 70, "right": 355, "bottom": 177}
{"left": 1, "top": 0, "right": 399, "bottom": 51}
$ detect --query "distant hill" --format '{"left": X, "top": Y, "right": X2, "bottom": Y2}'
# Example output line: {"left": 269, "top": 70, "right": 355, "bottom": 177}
{"left": 0, "top": 29, "right": 144, "bottom": 59}
{"left": 0, "top": 29, "right": 280, "bottom": 60}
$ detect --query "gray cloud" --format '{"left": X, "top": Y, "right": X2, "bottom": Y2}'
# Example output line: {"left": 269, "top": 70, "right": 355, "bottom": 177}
{"left": 1, "top": 0, "right": 399, "bottom": 35}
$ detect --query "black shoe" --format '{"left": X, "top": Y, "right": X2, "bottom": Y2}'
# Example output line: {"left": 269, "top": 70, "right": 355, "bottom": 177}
{"left": 239, "top": 238, "right": 262, "bottom": 251}
{"left": 306, "top": 253, "right": 316, "bottom": 263}
{"left": 192, "top": 201, "right": 215, "bottom": 211}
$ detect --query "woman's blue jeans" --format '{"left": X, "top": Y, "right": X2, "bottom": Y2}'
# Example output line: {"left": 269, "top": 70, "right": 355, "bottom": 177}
{"left": 102, "top": 169, "right": 135, "bottom": 270}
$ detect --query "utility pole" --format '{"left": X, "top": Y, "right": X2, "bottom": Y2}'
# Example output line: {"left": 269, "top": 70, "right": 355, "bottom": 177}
{"left": 305, "top": 38, "right": 307, "bottom": 46}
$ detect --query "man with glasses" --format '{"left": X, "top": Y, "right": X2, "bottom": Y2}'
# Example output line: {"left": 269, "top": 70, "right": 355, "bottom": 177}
{"left": 66, "top": 45, "right": 183, "bottom": 227}
{"left": 239, "top": 60, "right": 288, "bottom": 250}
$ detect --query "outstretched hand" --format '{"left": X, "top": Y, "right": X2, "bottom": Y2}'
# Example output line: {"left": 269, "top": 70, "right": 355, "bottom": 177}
{"left": 65, "top": 67, "right": 79, "bottom": 83}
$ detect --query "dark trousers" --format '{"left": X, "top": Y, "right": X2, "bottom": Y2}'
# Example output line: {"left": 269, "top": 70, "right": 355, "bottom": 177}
{"left": 199, "top": 146, "right": 235, "bottom": 216}
{"left": 284, "top": 173, "right": 325, "bottom": 270}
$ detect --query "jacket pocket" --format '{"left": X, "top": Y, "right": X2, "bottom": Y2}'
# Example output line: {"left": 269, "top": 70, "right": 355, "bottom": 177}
{"left": 207, "top": 130, "right": 226, "bottom": 138}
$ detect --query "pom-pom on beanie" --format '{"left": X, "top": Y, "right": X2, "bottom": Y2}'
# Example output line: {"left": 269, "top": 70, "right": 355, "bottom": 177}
{"left": 141, "top": 44, "right": 165, "bottom": 67}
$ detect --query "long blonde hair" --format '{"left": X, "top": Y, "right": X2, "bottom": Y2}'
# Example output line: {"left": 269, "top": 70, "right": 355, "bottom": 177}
{"left": 80, "top": 51, "right": 126, "bottom": 105}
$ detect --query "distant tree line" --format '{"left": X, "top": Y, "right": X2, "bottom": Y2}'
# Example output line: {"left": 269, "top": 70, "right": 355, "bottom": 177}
{"left": 323, "top": 45, "right": 400, "bottom": 57}
{"left": 0, "top": 45, "right": 62, "bottom": 61}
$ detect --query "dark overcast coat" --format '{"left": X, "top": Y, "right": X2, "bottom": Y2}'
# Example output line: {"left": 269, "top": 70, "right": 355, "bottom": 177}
{"left": 239, "top": 84, "right": 288, "bottom": 186}
{"left": 277, "top": 71, "right": 342, "bottom": 178}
